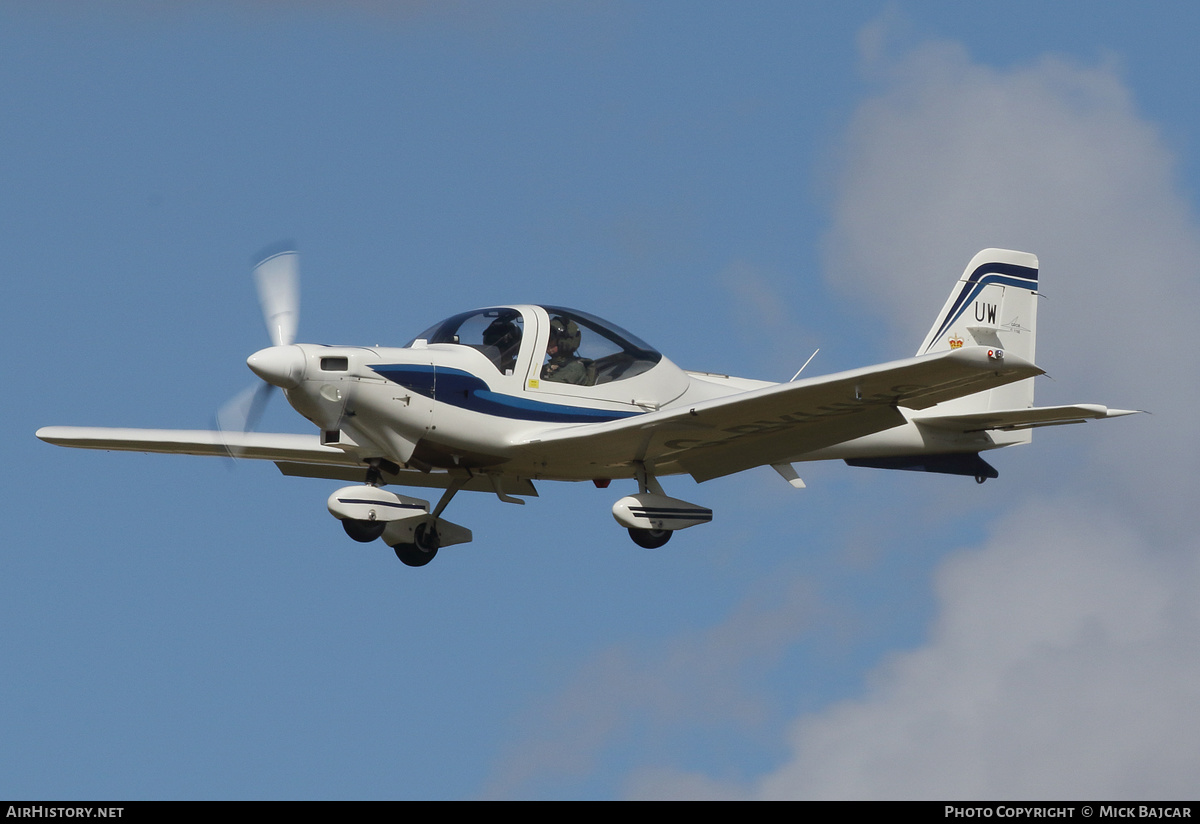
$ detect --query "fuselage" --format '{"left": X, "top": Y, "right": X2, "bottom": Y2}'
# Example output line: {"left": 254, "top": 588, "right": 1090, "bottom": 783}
{"left": 252, "top": 304, "right": 1007, "bottom": 483}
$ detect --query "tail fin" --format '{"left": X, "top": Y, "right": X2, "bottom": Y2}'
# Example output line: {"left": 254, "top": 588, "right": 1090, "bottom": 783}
{"left": 918, "top": 249, "right": 1039, "bottom": 412}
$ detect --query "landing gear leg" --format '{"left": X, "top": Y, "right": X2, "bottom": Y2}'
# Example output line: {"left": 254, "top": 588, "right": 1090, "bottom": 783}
{"left": 633, "top": 461, "right": 665, "bottom": 496}
{"left": 431, "top": 480, "right": 465, "bottom": 518}
{"left": 363, "top": 457, "right": 400, "bottom": 487}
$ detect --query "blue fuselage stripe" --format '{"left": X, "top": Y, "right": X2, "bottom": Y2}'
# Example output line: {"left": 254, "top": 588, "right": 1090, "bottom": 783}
{"left": 371, "top": 364, "right": 641, "bottom": 424}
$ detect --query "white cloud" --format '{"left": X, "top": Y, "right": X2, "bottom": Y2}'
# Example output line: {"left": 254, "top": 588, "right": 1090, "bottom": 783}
{"left": 755, "top": 500, "right": 1200, "bottom": 799}
{"left": 745, "top": 22, "right": 1200, "bottom": 799}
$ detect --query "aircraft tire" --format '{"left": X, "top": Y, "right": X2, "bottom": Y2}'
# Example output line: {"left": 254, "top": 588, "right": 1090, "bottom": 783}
{"left": 414, "top": 521, "right": 441, "bottom": 552}
{"left": 628, "top": 527, "right": 672, "bottom": 549}
{"left": 392, "top": 542, "right": 437, "bottom": 567}
{"left": 342, "top": 518, "right": 386, "bottom": 543}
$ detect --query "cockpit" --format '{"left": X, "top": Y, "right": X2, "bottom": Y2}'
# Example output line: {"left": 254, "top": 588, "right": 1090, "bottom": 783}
{"left": 408, "top": 306, "right": 663, "bottom": 386}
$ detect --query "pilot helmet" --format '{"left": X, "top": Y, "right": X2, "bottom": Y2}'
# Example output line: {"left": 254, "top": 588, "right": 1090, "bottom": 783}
{"left": 483, "top": 316, "right": 519, "bottom": 350}
{"left": 548, "top": 316, "right": 581, "bottom": 355}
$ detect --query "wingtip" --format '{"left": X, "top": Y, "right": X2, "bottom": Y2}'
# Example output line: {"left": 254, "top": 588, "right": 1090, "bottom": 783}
{"left": 943, "top": 345, "right": 1042, "bottom": 375}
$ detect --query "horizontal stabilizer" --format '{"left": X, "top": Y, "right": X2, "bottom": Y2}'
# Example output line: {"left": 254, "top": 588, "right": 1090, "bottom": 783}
{"left": 845, "top": 453, "right": 999, "bottom": 479}
{"left": 915, "top": 404, "right": 1140, "bottom": 433}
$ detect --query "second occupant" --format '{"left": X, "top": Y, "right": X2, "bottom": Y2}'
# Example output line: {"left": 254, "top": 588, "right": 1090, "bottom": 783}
{"left": 542, "top": 316, "right": 588, "bottom": 385}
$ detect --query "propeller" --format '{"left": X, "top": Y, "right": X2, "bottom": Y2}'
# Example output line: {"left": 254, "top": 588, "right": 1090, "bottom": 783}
{"left": 253, "top": 250, "right": 299, "bottom": 347}
{"left": 216, "top": 249, "right": 302, "bottom": 453}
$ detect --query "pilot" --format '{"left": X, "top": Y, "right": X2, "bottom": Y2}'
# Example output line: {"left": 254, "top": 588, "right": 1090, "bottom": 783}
{"left": 482, "top": 316, "right": 521, "bottom": 374}
{"left": 542, "top": 316, "right": 588, "bottom": 385}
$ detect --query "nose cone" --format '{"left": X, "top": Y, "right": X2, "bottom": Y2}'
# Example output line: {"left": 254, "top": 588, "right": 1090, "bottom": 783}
{"left": 247, "top": 345, "right": 306, "bottom": 389}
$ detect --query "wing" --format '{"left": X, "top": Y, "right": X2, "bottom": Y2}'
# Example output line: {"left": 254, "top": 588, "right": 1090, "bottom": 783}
{"left": 36, "top": 426, "right": 354, "bottom": 463}
{"left": 516, "top": 346, "right": 1043, "bottom": 482}
{"left": 35, "top": 426, "right": 538, "bottom": 496}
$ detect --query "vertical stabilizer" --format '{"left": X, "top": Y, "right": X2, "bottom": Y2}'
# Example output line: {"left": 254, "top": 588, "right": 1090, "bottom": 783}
{"left": 918, "top": 249, "right": 1039, "bottom": 414}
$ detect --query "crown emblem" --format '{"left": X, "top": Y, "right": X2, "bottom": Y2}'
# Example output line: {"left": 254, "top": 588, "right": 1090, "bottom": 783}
{"left": 948, "top": 336, "right": 964, "bottom": 349}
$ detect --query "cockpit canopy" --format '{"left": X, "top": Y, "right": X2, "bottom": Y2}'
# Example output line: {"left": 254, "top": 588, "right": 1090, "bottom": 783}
{"left": 408, "top": 306, "right": 662, "bottom": 385}
{"left": 409, "top": 307, "right": 525, "bottom": 374}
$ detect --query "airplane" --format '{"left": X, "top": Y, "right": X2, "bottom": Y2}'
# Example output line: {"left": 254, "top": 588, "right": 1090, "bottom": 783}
{"left": 37, "top": 248, "right": 1138, "bottom": 567}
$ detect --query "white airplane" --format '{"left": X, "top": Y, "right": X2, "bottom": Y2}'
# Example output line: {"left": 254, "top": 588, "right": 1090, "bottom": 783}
{"left": 38, "top": 248, "right": 1137, "bottom": 566}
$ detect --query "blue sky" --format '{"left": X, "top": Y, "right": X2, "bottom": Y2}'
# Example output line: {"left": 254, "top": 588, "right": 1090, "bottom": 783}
{"left": 4, "top": 2, "right": 1195, "bottom": 799}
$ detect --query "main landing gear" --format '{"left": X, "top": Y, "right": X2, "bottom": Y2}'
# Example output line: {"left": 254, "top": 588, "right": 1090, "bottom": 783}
{"left": 612, "top": 463, "right": 711, "bottom": 549}
{"left": 330, "top": 462, "right": 716, "bottom": 562}
{"left": 326, "top": 476, "right": 471, "bottom": 568}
